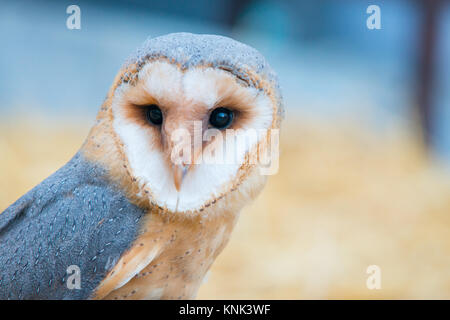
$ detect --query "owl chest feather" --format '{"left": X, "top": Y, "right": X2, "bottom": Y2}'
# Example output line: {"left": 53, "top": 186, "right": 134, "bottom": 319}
{"left": 94, "top": 208, "right": 238, "bottom": 300}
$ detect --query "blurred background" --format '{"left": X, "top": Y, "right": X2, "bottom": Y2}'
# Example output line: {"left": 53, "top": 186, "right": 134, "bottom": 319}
{"left": 1, "top": 0, "right": 450, "bottom": 298}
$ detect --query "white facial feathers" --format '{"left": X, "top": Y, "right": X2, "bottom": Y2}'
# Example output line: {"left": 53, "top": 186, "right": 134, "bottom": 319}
{"left": 111, "top": 61, "right": 274, "bottom": 212}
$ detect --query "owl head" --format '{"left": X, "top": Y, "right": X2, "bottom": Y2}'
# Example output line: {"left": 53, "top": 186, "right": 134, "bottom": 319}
{"left": 83, "top": 33, "right": 284, "bottom": 214}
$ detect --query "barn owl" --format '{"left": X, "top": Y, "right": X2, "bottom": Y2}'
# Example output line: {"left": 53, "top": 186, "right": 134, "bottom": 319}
{"left": 0, "top": 33, "right": 283, "bottom": 299}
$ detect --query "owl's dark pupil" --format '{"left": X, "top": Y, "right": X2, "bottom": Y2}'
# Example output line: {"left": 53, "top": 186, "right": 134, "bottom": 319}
{"left": 146, "top": 105, "right": 163, "bottom": 125}
{"left": 209, "top": 107, "right": 233, "bottom": 129}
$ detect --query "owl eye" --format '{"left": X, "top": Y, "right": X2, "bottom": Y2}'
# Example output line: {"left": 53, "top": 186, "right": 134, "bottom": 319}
{"left": 209, "top": 107, "right": 234, "bottom": 129}
{"left": 145, "top": 104, "right": 163, "bottom": 125}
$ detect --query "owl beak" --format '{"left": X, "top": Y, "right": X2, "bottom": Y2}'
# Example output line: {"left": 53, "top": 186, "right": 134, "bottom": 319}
{"left": 173, "top": 164, "right": 189, "bottom": 192}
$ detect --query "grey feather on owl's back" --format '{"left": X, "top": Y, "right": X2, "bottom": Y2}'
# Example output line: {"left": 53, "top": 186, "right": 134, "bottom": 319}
{"left": 0, "top": 153, "right": 145, "bottom": 299}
